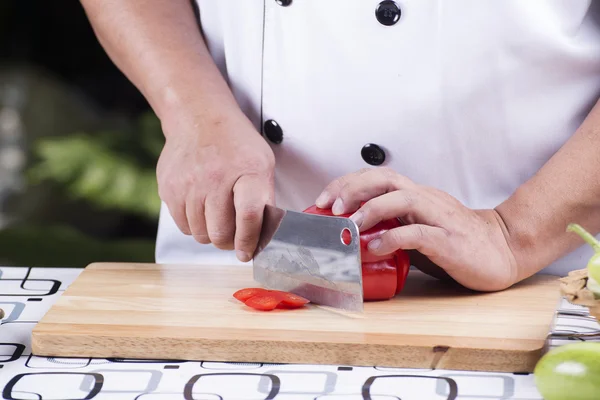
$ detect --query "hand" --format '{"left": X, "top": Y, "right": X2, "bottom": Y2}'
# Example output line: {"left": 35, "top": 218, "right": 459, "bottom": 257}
{"left": 315, "top": 168, "right": 519, "bottom": 291}
{"left": 156, "top": 108, "right": 275, "bottom": 262}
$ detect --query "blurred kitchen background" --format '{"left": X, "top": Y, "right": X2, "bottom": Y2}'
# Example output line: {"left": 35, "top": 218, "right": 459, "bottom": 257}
{"left": 0, "top": 1, "right": 162, "bottom": 267}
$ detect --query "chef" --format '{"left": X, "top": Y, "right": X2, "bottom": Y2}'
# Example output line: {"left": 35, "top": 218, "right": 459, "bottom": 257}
{"left": 80, "top": 0, "right": 600, "bottom": 291}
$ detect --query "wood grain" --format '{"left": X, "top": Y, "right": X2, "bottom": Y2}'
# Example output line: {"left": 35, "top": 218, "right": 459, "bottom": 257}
{"left": 32, "top": 262, "right": 562, "bottom": 372}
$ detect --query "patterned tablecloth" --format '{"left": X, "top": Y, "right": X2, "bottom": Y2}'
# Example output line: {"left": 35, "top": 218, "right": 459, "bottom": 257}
{"left": 1, "top": 266, "right": 599, "bottom": 400}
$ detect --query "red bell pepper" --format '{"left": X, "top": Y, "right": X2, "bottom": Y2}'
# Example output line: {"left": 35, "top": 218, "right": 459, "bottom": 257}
{"left": 303, "top": 204, "right": 410, "bottom": 301}
{"left": 233, "top": 287, "right": 310, "bottom": 311}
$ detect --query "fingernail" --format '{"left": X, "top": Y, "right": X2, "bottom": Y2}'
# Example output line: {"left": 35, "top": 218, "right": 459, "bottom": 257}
{"left": 368, "top": 238, "right": 381, "bottom": 250}
{"left": 236, "top": 250, "right": 250, "bottom": 262}
{"left": 332, "top": 198, "right": 344, "bottom": 215}
{"left": 316, "top": 192, "right": 329, "bottom": 207}
{"left": 349, "top": 210, "right": 363, "bottom": 228}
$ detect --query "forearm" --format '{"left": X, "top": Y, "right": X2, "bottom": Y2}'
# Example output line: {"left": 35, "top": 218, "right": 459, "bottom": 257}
{"left": 496, "top": 98, "right": 600, "bottom": 280}
{"left": 79, "top": 0, "right": 241, "bottom": 132}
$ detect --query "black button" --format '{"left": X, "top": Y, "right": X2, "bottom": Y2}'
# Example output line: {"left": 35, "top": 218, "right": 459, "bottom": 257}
{"left": 263, "top": 119, "right": 283, "bottom": 144}
{"left": 375, "top": 1, "right": 401, "bottom": 26}
{"left": 361, "top": 143, "right": 386, "bottom": 165}
{"left": 275, "top": 0, "right": 292, "bottom": 6}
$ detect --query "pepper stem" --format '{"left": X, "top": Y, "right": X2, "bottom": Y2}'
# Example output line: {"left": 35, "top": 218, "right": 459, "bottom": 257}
{"left": 567, "top": 223, "right": 600, "bottom": 252}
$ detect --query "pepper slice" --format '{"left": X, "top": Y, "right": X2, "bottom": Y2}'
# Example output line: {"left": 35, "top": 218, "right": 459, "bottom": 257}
{"left": 272, "top": 290, "right": 311, "bottom": 307}
{"left": 303, "top": 204, "right": 410, "bottom": 300}
{"left": 233, "top": 287, "right": 269, "bottom": 302}
{"left": 233, "top": 288, "right": 310, "bottom": 311}
{"left": 244, "top": 292, "right": 282, "bottom": 311}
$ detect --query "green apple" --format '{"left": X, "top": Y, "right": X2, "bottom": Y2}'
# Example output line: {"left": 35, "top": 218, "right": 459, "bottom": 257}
{"left": 534, "top": 342, "right": 600, "bottom": 400}
{"left": 588, "top": 275, "right": 600, "bottom": 297}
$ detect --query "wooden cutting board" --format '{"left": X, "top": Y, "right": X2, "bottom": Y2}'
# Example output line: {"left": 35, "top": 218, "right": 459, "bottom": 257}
{"left": 32, "top": 262, "right": 562, "bottom": 372}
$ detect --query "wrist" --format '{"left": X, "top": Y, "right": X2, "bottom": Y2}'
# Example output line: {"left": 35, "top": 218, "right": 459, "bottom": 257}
{"left": 157, "top": 85, "right": 240, "bottom": 129}
{"left": 142, "top": 56, "right": 244, "bottom": 137}
{"left": 494, "top": 186, "right": 570, "bottom": 282}
{"left": 154, "top": 85, "right": 253, "bottom": 143}
{"left": 473, "top": 208, "right": 521, "bottom": 288}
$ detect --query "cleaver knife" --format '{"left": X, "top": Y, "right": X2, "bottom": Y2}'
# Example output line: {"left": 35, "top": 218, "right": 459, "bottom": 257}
{"left": 252, "top": 204, "right": 364, "bottom": 312}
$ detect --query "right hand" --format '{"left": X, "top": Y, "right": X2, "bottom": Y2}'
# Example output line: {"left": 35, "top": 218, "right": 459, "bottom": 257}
{"left": 156, "top": 109, "right": 276, "bottom": 262}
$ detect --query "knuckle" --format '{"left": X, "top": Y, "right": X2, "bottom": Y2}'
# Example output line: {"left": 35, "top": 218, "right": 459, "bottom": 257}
{"left": 338, "top": 184, "right": 354, "bottom": 201}
{"left": 445, "top": 207, "right": 457, "bottom": 218}
{"left": 234, "top": 148, "right": 275, "bottom": 174}
{"left": 236, "top": 232, "right": 257, "bottom": 247}
{"left": 158, "top": 159, "right": 183, "bottom": 185}
{"left": 188, "top": 215, "right": 208, "bottom": 235}
{"left": 402, "top": 190, "right": 417, "bottom": 207}
{"left": 195, "top": 162, "right": 225, "bottom": 186}
{"left": 440, "top": 228, "right": 451, "bottom": 241}
{"left": 338, "top": 175, "right": 368, "bottom": 200}
{"left": 380, "top": 229, "right": 401, "bottom": 251}
{"left": 210, "top": 231, "right": 234, "bottom": 249}
{"left": 329, "top": 177, "right": 344, "bottom": 190}
{"left": 245, "top": 154, "right": 275, "bottom": 173}
{"left": 182, "top": 171, "right": 195, "bottom": 188}
{"left": 323, "top": 179, "right": 343, "bottom": 196}
{"left": 413, "top": 225, "right": 427, "bottom": 241}
{"left": 388, "top": 227, "right": 403, "bottom": 242}
{"left": 157, "top": 175, "right": 177, "bottom": 200}
{"left": 238, "top": 205, "right": 262, "bottom": 223}
{"left": 361, "top": 202, "right": 378, "bottom": 220}
{"left": 205, "top": 168, "right": 225, "bottom": 185}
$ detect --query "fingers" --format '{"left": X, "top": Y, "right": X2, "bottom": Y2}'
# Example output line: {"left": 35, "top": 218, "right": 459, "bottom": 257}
{"left": 232, "top": 174, "right": 272, "bottom": 262}
{"left": 315, "top": 168, "right": 371, "bottom": 209}
{"left": 204, "top": 181, "right": 236, "bottom": 251}
{"left": 176, "top": 173, "right": 273, "bottom": 260}
{"left": 336, "top": 168, "right": 416, "bottom": 215}
{"left": 185, "top": 191, "right": 209, "bottom": 244}
{"left": 165, "top": 200, "right": 192, "bottom": 236}
{"left": 316, "top": 167, "right": 416, "bottom": 215}
{"left": 368, "top": 224, "right": 448, "bottom": 259}
{"left": 350, "top": 189, "right": 440, "bottom": 231}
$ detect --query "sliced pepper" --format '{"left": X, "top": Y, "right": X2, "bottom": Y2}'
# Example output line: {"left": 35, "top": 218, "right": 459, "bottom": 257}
{"left": 233, "top": 287, "right": 269, "bottom": 302}
{"left": 233, "top": 288, "right": 310, "bottom": 311}
{"left": 244, "top": 292, "right": 284, "bottom": 311}
{"left": 303, "top": 204, "right": 410, "bottom": 301}
{"left": 272, "top": 290, "right": 311, "bottom": 308}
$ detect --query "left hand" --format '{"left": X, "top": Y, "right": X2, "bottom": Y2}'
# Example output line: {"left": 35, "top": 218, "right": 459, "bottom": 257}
{"left": 315, "top": 168, "right": 519, "bottom": 292}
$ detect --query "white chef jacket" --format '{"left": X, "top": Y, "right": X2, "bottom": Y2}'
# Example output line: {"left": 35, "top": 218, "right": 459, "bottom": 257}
{"left": 155, "top": 0, "right": 600, "bottom": 276}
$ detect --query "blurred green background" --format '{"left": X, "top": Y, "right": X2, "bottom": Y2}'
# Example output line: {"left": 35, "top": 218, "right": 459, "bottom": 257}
{"left": 0, "top": 1, "right": 163, "bottom": 267}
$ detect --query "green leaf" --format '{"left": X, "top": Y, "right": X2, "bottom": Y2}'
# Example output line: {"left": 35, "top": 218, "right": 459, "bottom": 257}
{"left": 27, "top": 132, "right": 161, "bottom": 219}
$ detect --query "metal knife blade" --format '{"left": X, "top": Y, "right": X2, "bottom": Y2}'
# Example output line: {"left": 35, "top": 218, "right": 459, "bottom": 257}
{"left": 252, "top": 204, "right": 364, "bottom": 312}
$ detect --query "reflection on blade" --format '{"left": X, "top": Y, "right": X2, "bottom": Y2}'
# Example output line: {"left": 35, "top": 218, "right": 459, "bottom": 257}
{"left": 252, "top": 205, "right": 363, "bottom": 312}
